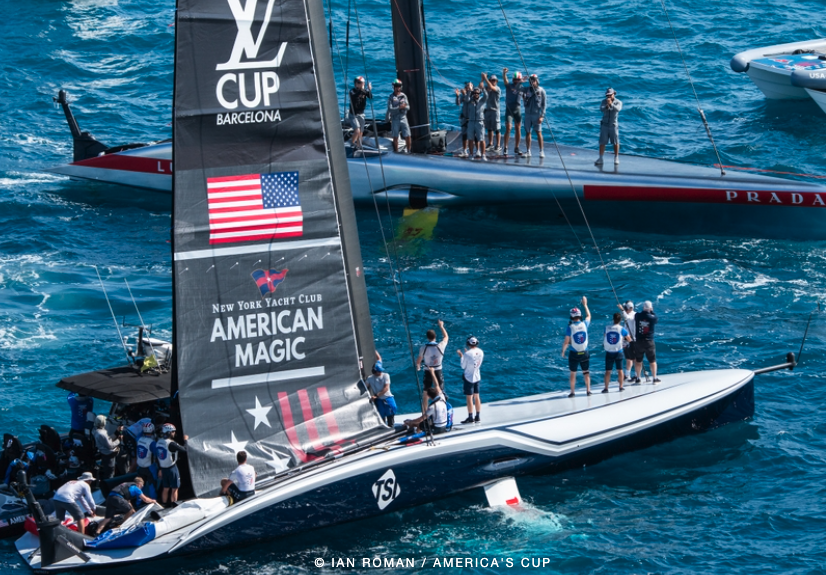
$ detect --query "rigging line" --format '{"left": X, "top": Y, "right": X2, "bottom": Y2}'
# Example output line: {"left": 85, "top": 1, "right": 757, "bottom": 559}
{"left": 94, "top": 266, "right": 132, "bottom": 366}
{"left": 352, "top": 0, "right": 431, "bottom": 442}
{"left": 124, "top": 278, "right": 158, "bottom": 361}
{"left": 343, "top": 0, "right": 352, "bottom": 117}
{"left": 324, "top": 0, "right": 349, "bottom": 117}
{"left": 419, "top": 0, "right": 439, "bottom": 125}
{"left": 795, "top": 303, "right": 819, "bottom": 365}
{"left": 389, "top": 0, "right": 456, "bottom": 91}
{"left": 493, "top": 0, "right": 584, "bottom": 250}
{"left": 658, "top": 0, "right": 725, "bottom": 177}
{"left": 495, "top": 0, "right": 629, "bottom": 309}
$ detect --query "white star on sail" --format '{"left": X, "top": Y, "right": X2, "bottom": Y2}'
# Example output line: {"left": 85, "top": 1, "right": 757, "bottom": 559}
{"left": 257, "top": 443, "right": 290, "bottom": 473}
{"left": 223, "top": 431, "right": 248, "bottom": 454}
{"left": 246, "top": 396, "right": 272, "bottom": 430}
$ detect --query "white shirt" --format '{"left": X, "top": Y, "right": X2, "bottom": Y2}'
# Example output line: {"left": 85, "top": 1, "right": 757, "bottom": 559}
{"left": 366, "top": 372, "right": 392, "bottom": 398}
{"left": 418, "top": 339, "right": 448, "bottom": 369}
{"left": 621, "top": 310, "right": 636, "bottom": 341}
{"left": 229, "top": 463, "right": 256, "bottom": 493}
{"left": 460, "top": 347, "right": 484, "bottom": 383}
{"left": 426, "top": 396, "right": 448, "bottom": 428}
{"left": 54, "top": 480, "right": 95, "bottom": 514}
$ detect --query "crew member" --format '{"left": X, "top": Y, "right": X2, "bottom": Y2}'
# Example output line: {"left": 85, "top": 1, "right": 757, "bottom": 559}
{"left": 454, "top": 81, "right": 473, "bottom": 158}
{"left": 603, "top": 312, "right": 632, "bottom": 393}
{"left": 403, "top": 373, "right": 448, "bottom": 435}
{"left": 67, "top": 392, "right": 94, "bottom": 436}
{"left": 521, "top": 74, "right": 546, "bottom": 158}
{"left": 3, "top": 452, "right": 32, "bottom": 487}
{"left": 466, "top": 82, "right": 488, "bottom": 159}
{"left": 618, "top": 301, "right": 637, "bottom": 382}
{"left": 634, "top": 301, "right": 660, "bottom": 383}
{"left": 124, "top": 414, "right": 152, "bottom": 472}
{"left": 220, "top": 450, "right": 256, "bottom": 504}
{"left": 386, "top": 80, "right": 412, "bottom": 153}
{"left": 482, "top": 73, "right": 502, "bottom": 154}
{"left": 155, "top": 423, "right": 187, "bottom": 507}
{"left": 561, "top": 296, "right": 592, "bottom": 396}
{"left": 52, "top": 471, "right": 96, "bottom": 534}
{"left": 502, "top": 68, "right": 523, "bottom": 156}
{"left": 367, "top": 352, "right": 397, "bottom": 426}
{"left": 93, "top": 415, "right": 121, "bottom": 480}
{"left": 349, "top": 76, "right": 372, "bottom": 151}
{"left": 595, "top": 87, "right": 623, "bottom": 166}
{"left": 415, "top": 319, "right": 449, "bottom": 394}
{"left": 457, "top": 336, "right": 484, "bottom": 424}
{"left": 135, "top": 422, "right": 157, "bottom": 491}
{"left": 95, "top": 477, "right": 156, "bottom": 535}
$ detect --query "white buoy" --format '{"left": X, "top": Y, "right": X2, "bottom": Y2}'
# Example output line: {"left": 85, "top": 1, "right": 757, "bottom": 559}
{"left": 483, "top": 477, "right": 522, "bottom": 508}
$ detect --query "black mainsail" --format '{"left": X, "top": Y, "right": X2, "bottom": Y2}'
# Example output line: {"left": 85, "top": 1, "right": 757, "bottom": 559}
{"left": 173, "top": 0, "right": 383, "bottom": 497}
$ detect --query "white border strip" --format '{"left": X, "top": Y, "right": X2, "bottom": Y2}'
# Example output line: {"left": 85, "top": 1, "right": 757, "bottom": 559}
{"left": 175, "top": 237, "right": 341, "bottom": 261}
{"left": 211, "top": 366, "right": 326, "bottom": 389}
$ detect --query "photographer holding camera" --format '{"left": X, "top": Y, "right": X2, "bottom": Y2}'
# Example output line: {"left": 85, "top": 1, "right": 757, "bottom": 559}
{"left": 595, "top": 87, "right": 623, "bottom": 166}
{"left": 93, "top": 415, "right": 121, "bottom": 480}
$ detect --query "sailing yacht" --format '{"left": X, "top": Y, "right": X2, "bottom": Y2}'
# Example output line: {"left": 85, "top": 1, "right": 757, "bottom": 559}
{"left": 47, "top": 3, "right": 826, "bottom": 239}
{"left": 15, "top": 0, "right": 795, "bottom": 570}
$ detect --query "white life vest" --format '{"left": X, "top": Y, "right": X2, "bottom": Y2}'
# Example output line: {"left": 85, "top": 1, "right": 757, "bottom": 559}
{"left": 604, "top": 324, "right": 624, "bottom": 352}
{"left": 136, "top": 436, "right": 155, "bottom": 468}
{"left": 569, "top": 321, "right": 589, "bottom": 352}
{"left": 422, "top": 342, "right": 444, "bottom": 369}
{"left": 155, "top": 438, "right": 177, "bottom": 469}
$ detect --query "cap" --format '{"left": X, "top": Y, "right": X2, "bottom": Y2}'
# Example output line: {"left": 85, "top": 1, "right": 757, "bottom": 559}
{"left": 466, "top": 336, "right": 479, "bottom": 347}
{"left": 643, "top": 300, "right": 653, "bottom": 311}
{"left": 489, "top": 74, "right": 498, "bottom": 81}
{"left": 623, "top": 300, "right": 634, "bottom": 310}
{"left": 605, "top": 87, "right": 616, "bottom": 96}
{"left": 372, "top": 361, "right": 384, "bottom": 373}
{"left": 570, "top": 307, "right": 581, "bottom": 318}
{"left": 392, "top": 79, "right": 402, "bottom": 86}
{"left": 78, "top": 471, "right": 95, "bottom": 482}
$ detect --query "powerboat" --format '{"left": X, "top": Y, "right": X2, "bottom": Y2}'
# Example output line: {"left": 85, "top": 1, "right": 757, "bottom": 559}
{"left": 730, "top": 38, "right": 826, "bottom": 102}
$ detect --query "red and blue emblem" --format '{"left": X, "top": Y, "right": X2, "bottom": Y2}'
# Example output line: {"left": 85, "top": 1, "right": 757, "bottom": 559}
{"left": 251, "top": 268, "right": 288, "bottom": 296}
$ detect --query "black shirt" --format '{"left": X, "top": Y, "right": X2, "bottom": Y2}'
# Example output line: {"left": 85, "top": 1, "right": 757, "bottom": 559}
{"left": 349, "top": 87, "right": 372, "bottom": 115}
{"left": 635, "top": 310, "right": 658, "bottom": 341}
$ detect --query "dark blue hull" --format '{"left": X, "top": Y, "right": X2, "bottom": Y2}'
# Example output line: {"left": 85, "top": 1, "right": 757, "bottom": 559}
{"left": 185, "top": 380, "right": 754, "bottom": 552}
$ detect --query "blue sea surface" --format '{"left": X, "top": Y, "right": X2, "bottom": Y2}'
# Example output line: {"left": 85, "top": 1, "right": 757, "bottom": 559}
{"left": 1, "top": 0, "right": 826, "bottom": 573}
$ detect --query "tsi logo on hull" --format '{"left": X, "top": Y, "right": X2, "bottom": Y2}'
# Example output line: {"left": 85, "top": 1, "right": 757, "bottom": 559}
{"left": 372, "top": 469, "right": 401, "bottom": 510}
{"left": 216, "top": 0, "right": 287, "bottom": 112}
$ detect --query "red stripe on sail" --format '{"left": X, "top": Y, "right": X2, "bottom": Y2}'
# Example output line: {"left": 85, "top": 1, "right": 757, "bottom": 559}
{"left": 316, "top": 387, "right": 340, "bottom": 437}
{"left": 298, "top": 389, "right": 319, "bottom": 442}
{"left": 206, "top": 173, "right": 259, "bottom": 183}
{"left": 208, "top": 211, "right": 303, "bottom": 223}
{"left": 278, "top": 392, "right": 311, "bottom": 463}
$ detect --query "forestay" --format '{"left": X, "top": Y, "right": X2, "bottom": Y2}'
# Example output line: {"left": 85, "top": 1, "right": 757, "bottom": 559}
{"left": 173, "top": 0, "right": 383, "bottom": 497}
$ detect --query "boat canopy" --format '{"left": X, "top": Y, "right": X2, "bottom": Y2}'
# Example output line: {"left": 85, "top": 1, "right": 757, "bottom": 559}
{"left": 56, "top": 366, "right": 171, "bottom": 405}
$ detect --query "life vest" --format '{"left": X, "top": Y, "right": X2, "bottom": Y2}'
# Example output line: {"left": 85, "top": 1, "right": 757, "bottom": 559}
{"left": 604, "top": 324, "right": 624, "bottom": 352}
{"left": 111, "top": 482, "right": 139, "bottom": 501}
{"left": 569, "top": 321, "right": 589, "bottom": 352}
{"left": 422, "top": 342, "right": 444, "bottom": 369}
{"left": 155, "top": 438, "right": 177, "bottom": 469}
{"left": 136, "top": 436, "right": 155, "bottom": 468}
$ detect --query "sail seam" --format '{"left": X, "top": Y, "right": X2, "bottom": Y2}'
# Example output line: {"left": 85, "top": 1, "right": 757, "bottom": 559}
{"left": 174, "top": 237, "right": 341, "bottom": 261}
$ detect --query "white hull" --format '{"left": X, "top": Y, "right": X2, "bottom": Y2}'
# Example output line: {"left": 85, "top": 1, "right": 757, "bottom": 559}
{"left": 746, "top": 64, "right": 808, "bottom": 100}
{"left": 17, "top": 368, "right": 754, "bottom": 570}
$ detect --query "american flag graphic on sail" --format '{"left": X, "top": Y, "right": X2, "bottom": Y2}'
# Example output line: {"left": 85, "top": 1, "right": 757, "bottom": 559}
{"left": 207, "top": 171, "right": 303, "bottom": 244}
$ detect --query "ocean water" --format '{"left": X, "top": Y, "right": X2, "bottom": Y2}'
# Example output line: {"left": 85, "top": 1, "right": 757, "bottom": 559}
{"left": 1, "top": 0, "right": 826, "bottom": 573}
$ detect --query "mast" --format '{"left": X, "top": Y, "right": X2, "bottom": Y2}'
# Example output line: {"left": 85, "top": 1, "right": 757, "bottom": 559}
{"left": 390, "top": 0, "right": 431, "bottom": 153}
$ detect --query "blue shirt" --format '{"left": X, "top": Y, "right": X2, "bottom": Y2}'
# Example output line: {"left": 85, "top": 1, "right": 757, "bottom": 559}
{"left": 68, "top": 393, "right": 94, "bottom": 431}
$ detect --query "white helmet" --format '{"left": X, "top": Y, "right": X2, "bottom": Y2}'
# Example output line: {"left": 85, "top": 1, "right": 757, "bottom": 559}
{"left": 161, "top": 423, "right": 176, "bottom": 437}
{"left": 142, "top": 422, "right": 155, "bottom": 436}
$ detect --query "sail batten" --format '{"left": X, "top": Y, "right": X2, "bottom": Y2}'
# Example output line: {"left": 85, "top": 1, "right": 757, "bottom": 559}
{"left": 173, "top": 0, "right": 384, "bottom": 497}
